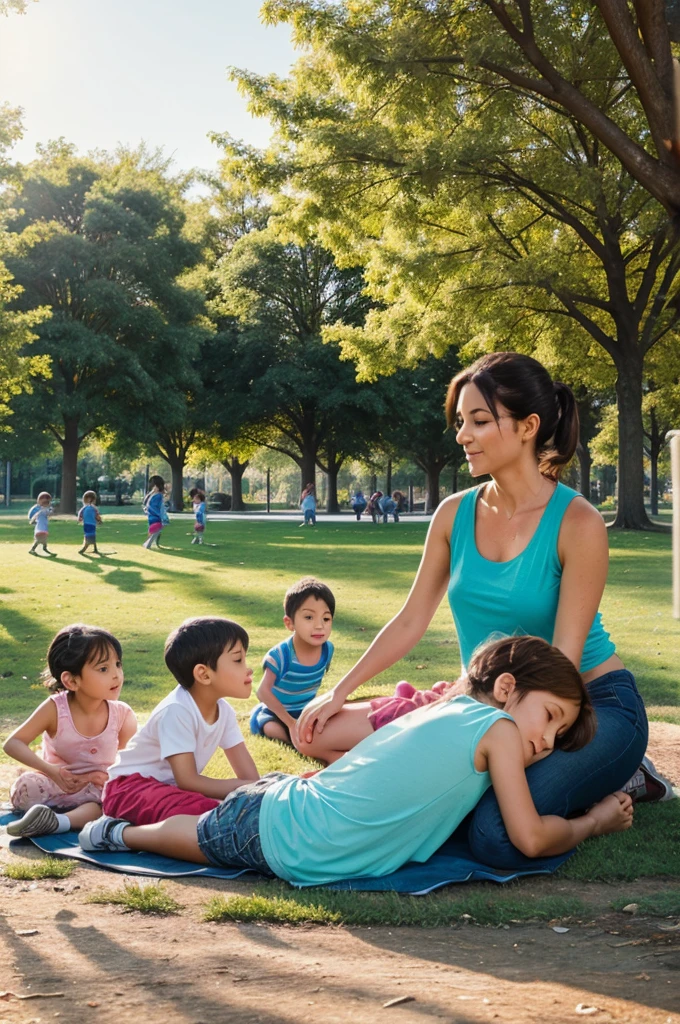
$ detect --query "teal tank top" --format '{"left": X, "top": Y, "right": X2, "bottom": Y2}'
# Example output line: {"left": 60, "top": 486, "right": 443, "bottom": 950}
{"left": 448, "top": 482, "right": 615, "bottom": 673}
{"left": 259, "top": 695, "right": 509, "bottom": 886}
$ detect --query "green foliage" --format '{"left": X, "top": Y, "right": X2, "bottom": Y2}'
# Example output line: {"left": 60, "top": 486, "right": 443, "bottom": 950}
{"left": 4, "top": 145, "right": 206, "bottom": 511}
{"left": 4, "top": 856, "right": 75, "bottom": 879}
{"left": 87, "top": 880, "right": 183, "bottom": 914}
{"left": 562, "top": 801, "right": 680, "bottom": 881}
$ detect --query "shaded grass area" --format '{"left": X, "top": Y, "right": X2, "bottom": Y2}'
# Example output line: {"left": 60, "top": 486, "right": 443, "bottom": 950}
{"left": 203, "top": 885, "right": 586, "bottom": 927}
{"left": 611, "top": 889, "right": 680, "bottom": 917}
{"left": 3, "top": 856, "right": 75, "bottom": 879}
{"left": 86, "top": 880, "right": 182, "bottom": 914}
{"left": 561, "top": 801, "right": 680, "bottom": 881}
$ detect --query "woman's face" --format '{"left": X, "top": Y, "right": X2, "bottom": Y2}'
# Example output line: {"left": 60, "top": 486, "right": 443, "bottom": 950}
{"left": 455, "top": 383, "right": 525, "bottom": 478}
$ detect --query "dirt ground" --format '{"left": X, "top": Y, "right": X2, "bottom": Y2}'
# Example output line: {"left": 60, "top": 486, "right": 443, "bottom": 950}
{"left": 1, "top": 722, "right": 679, "bottom": 1024}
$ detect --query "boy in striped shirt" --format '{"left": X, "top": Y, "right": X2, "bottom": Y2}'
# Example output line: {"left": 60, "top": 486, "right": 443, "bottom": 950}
{"left": 250, "top": 577, "right": 334, "bottom": 745}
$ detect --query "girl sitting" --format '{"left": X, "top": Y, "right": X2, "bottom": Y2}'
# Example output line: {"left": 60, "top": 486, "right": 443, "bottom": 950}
{"left": 80, "top": 636, "right": 633, "bottom": 886}
{"left": 3, "top": 624, "right": 137, "bottom": 838}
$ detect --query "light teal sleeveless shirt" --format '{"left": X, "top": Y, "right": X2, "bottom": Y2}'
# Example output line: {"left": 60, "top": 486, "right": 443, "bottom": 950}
{"left": 259, "top": 696, "right": 508, "bottom": 886}
{"left": 448, "top": 482, "right": 615, "bottom": 673}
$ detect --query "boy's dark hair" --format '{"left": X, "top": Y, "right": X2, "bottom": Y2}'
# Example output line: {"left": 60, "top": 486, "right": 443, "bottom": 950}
{"left": 466, "top": 634, "right": 596, "bottom": 752}
{"left": 284, "top": 577, "right": 335, "bottom": 619}
{"left": 189, "top": 488, "right": 205, "bottom": 501}
{"left": 83, "top": 490, "right": 97, "bottom": 502}
{"left": 44, "top": 624, "right": 122, "bottom": 693}
{"left": 149, "top": 475, "right": 165, "bottom": 490}
{"left": 164, "top": 617, "right": 249, "bottom": 690}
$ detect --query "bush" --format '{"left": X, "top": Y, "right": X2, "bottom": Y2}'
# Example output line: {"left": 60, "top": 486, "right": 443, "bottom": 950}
{"left": 209, "top": 492, "right": 232, "bottom": 511}
{"left": 31, "top": 476, "right": 60, "bottom": 500}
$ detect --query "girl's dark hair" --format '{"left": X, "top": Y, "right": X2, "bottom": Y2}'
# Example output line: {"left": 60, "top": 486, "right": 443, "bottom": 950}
{"left": 44, "top": 624, "right": 122, "bottom": 693}
{"left": 149, "top": 475, "right": 165, "bottom": 490}
{"left": 445, "top": 352, "right": 579, "bottom": 480}
{"left": 466, "top": 634, "right": 595, "bottom": 751}
{"left": 189, "top": 487, "right": 205, "bottom": 501}
{"left": 284, "top": 576, "right": 336, "bottom": 619}
{"left": 164, "top": 617, "right": 249, "bottom": 690}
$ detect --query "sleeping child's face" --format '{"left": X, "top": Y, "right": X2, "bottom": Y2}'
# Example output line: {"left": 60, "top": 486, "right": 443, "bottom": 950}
{"left": 503, "top": 689, "right": 580, "bottom": 766}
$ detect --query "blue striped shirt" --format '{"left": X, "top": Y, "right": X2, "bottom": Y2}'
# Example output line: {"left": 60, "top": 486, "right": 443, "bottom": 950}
{"left": 263, "top": 637, "right": 334, "bottom": 712}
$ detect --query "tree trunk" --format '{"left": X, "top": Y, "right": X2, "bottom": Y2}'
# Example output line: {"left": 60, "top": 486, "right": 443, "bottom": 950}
{"left": 59, "top": 417, "right": 80, "bottom": 515}
{"left": 325, "top": 462, "right": 342, "bottom": 514}
{"left": 576, "top": 442, "right": 592, "bottom": 502}
{"left": 451, "top": 464, "right": 458, "bottom": 495}
{"left": 425, "top": 463, "right": 441, "bottom": 512}
{"left": 221, "top": 457, "right": 249, "bottom": 512}
{"left": 164, "top": 453, "right": 185, "bottom": 511}
{"left": 649, "top": 407, "right": 660, "bottom": 518}
{"left": 385, "top": 458, "right": 392, "bottom": 496}
{"left": 299, "top": 445, "right": 317, "bottom": 495}
{"left": 611, "top": 349, "right": 653, "bottom": 529}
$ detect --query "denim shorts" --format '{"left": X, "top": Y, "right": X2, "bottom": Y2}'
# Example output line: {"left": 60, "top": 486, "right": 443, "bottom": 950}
{"left": 249, "top": 703, "right": 303, "bottom": 737}
{"left": 196, "top": 773, "right": 291, "bottom": 875}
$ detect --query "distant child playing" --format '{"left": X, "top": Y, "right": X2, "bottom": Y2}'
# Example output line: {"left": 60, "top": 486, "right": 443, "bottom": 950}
{"left": 80, "top": 635, "right": 634, "bottom": 885}
{"left": 27, "top": 491, "right": 56, "bottom": 556}
{"left": 300, "top": 483, "right": 316, "bottom": 527}
{"left": 93, "top": 617, "right": 259, "bottom": 828}
{"left": 142, "top": 475, "right": 166, "bottom": 549}
{"left": 189, "top": 488, "right": 206, "bottom": 545}
{"left": 3, "top": 624, "right": 136, "bottom": 838}
{"left": 78, "top": 490, "right": 102, "bottom": 555}
{"left": 249, "top": 577, "right": 334, "bottom": 745}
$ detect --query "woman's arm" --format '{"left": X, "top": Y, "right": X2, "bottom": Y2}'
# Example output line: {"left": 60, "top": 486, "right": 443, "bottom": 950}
{"left": 553, "top": 499, "right": 610, "bottom": 669}
{"left": 484, "top": 720, "right": 633, "bottom": 857}
{"left": 296, "top": 495, "right": 461, "bottom": 743}
{"left": 3, "top": 700, "right": 88, "bottom": 794}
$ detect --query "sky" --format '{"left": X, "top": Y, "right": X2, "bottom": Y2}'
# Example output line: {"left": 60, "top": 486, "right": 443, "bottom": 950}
{"left": 0, "top": 0, "right": 299, "bottom": 173}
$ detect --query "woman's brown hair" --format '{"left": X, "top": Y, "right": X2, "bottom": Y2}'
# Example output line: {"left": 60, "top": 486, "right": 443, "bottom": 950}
{"left": 445, "top": 352, "right": 579, "bottom": 480}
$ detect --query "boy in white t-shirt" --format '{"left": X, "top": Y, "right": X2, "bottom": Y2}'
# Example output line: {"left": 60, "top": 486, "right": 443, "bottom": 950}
{"left": 92, "top": 617, "right": 259, "bottom": 829}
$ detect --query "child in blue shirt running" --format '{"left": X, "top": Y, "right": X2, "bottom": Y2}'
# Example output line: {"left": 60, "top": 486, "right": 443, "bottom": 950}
{"left": 28, "top": 492, "right": 56, "bottom": 556}
{"left": 300, "top": 483, "right": 316, "bottom": 526}
{"left": 189, "top": 488, "right": 206, "bottom": 545}
{"left": 78, "top": 491, "right": 102, "bottom": 555}
{"left": 250, "top": 577, "right": 334, "bottom": 745}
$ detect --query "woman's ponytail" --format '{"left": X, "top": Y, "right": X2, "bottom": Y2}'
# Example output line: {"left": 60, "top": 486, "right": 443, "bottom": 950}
{"left": 539, "top": 381, "right": 579, "bottom": 480}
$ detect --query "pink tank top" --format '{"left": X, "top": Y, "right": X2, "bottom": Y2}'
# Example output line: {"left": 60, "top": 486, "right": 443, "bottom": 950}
{"left": 41, "top": 690, "right": 130, "bottom": 774}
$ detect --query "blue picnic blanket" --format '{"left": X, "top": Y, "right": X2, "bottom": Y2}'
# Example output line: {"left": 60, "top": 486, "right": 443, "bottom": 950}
{"left": 1, "top": 811, "right": 570, "bottom": 893}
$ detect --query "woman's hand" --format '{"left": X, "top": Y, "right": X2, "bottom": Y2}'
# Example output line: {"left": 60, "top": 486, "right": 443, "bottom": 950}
{"left": 294, "top": 689, "right": 346, "bottom": 746}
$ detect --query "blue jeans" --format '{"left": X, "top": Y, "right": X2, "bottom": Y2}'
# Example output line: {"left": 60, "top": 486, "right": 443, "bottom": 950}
{"left": 468, "top": 669, "right": 648, "bottom": 870}
{"left": 197, "top": 773, "right": 290, "bottom": 875}
{"left": 304, "top": 509, "right": 316, "bottom": 524}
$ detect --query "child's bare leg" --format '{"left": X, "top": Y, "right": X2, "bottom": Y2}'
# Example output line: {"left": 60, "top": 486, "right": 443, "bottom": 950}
{"left": 263, "top": 721, "right": 293, "bottom": 745}
{"left": 123, "top": 815, "right": 208, "bottom": 863}
{"left": 66, "top": 802, "right": 102, "bottom": 830}
{"left": 294, "top": 702, "right": 375, "bottom": 764}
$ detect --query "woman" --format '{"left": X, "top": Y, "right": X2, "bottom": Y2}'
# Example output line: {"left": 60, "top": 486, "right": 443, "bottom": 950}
{"left": 296, "top": 352, "right": 657, "bottom": 870}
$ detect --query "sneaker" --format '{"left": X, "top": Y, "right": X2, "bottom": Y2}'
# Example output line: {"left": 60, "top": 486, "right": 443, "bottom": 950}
{"left": 622, "top": 756, "right": 675, "bottom": 803}
{"left": 78, "top": 816, "right": 131, "bottom": 852}
{"left": 6, "top": 804, "right": 60, "bottom": 838}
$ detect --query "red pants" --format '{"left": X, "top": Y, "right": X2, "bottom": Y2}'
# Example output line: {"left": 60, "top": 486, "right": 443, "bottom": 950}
{"left": 102, "top": 773, "right": 219, "bottom": 825}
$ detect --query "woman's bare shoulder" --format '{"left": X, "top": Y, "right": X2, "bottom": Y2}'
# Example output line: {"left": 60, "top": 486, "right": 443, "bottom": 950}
{"left": 559, "top": 493, "right": 607, "bottom": 556}
{"left": 431, "top": 486, "right": 477, "bottom": 534}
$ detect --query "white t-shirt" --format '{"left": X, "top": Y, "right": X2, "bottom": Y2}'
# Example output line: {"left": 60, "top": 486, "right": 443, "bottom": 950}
{"left": 108, "top": 684, "right": 244, "bottom": 785}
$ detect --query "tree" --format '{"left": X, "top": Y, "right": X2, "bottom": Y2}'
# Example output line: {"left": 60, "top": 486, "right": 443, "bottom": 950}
{"left": 219, "top": 230, "right": 374, "bottom": 493}
{"left": 232, "top": 1, "right": 680, "bottom": 528}
{"left": 5, "top": 145, "right": 204, "bottom": 513}
{"left": 381, "top": 351, "right": 465, "bottom": 511}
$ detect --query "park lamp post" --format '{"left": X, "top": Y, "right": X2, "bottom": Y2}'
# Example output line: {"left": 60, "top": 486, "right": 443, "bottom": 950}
{"left": 667, "top": 430, "right": 680, "bottom": 619}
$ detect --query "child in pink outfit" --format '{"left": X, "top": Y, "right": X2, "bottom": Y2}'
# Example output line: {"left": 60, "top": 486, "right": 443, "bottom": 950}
{"left": 3, "top": 624, "right": 136, "bottom": 838}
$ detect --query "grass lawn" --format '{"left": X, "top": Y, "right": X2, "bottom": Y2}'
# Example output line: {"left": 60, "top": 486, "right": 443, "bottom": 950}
{"left": 1, "top": 508, "right": 679, "bottom": 921}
